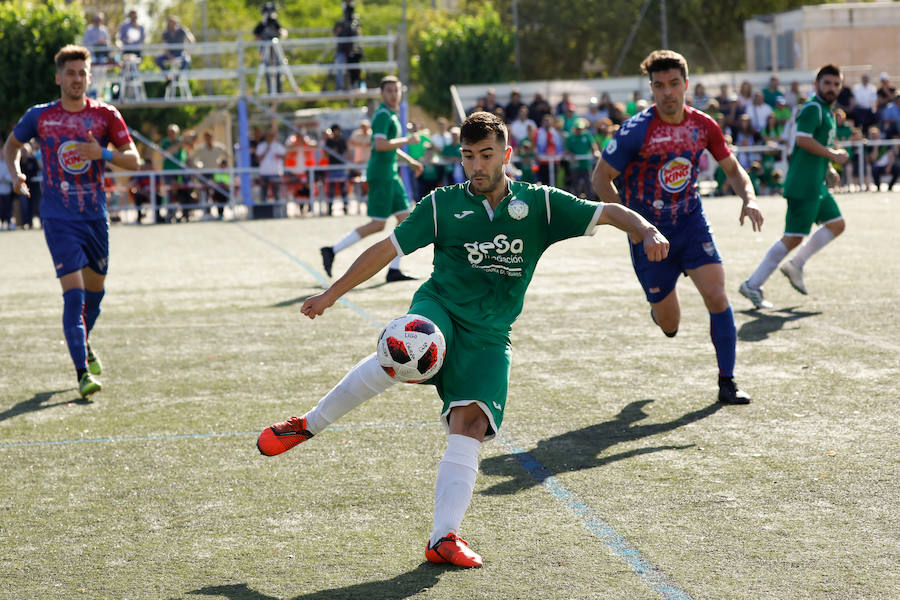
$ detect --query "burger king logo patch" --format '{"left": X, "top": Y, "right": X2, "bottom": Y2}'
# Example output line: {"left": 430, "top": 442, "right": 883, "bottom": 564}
{"left": 57, "top": 140, "right": 91, "bottom": 175}
{"left": 658, "top": 156, "right": 692, "bottom": 194}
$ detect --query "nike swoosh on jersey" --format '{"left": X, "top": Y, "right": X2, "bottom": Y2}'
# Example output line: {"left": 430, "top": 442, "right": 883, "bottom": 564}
{"left": 454, "top": 210, "right": 475, "bottom": 219}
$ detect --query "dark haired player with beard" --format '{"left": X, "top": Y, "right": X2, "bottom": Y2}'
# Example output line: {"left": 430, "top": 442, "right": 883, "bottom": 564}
{"left": 256, "top": 111, "right": 668, "bottom": 567}
{"left": 592, "top": 49, "right": 764, "bottom": 405}
{"left": 4, "top": 44, "right": 140, "bottom": 398}
{"left": 741, "top": 64, "right": 849, "bottom": 306}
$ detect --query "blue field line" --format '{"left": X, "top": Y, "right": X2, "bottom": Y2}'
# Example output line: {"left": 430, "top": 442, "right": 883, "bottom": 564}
{"left": 498, "top": 434, "right": 695, "bottom": 600}
{"left": 0, "top": 421, "right": 438, "bottom": 448}
{"left": 234, "top": 221, "right": 384, "bottom": 329}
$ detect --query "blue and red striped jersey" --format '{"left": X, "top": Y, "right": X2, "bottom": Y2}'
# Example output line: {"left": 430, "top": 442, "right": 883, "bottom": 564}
{"left": 12, "top": 98, "right": 132, "bottom": 220}
{"left": 601, "top": 105, "right": 730, "bottom": 229}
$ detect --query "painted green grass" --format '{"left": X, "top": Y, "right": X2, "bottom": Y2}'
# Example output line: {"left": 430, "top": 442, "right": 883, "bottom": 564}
{"left": 1, "top": 192, "right": 897, "bottom": 600}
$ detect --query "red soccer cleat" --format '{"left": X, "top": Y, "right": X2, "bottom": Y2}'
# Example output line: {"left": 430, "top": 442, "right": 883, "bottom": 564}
{"left": 425, "top": 532, "right": 483, "bottom": 568}
{"left": 257, "top": 416, "right": 314, "bottom": 456}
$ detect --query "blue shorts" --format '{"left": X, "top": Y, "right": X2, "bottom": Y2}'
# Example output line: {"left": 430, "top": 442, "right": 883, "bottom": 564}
{"left": 42, "top": 217, "right": 109, "bottom": 278}
{"left": 629, "top": 210, "right": 721, "bottom": 304}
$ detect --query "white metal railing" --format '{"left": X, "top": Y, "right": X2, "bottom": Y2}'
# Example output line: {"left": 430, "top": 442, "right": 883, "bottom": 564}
{"left": 85, "top": 34, "right": 398, "bottom": 104}
{"left": 94, "top": 137, "right": 900, "bottom": 223}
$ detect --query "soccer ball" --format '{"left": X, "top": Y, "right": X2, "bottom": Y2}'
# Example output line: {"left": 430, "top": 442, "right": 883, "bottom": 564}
{"left": 377, "top": 314, "right": 446, "bottom": 383}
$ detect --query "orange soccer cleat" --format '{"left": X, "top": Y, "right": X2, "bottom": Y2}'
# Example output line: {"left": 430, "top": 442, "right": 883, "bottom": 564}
{"left": 257, "top": 416, "right": 314, "bottom": 456}
{"left": 425, "top": 532, "right": 483, "bottom": 568}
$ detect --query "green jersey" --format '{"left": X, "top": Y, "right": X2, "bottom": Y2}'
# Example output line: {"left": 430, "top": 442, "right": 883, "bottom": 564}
{"left": 392, "top": 180, "right": 603, "bottom": 342}
{"left": 565, "top": 132, "right": 595, "bottom": 171}
{"left": 367, "top": 102, "right": 401, "bottom": 181}
{"left": 784, "top": 95, "right": 835, "bottom": 199}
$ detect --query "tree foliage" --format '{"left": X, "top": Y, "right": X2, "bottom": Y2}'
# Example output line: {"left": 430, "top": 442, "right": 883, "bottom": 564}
{"left": 0, "top": 1, "right": 83, "bottom": 133}
{"left": 492, "top": 0, "right": 832, "bottom": 79}
{"left": 412, "top": 3, "right": 518, "bottom": 117}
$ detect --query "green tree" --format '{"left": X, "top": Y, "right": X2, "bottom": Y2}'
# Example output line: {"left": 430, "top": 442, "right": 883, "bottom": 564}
{"left": 0, "top": 1, "right": 83, "bottom": 131}
{"left": 413, "top": 3, "right": 518, "bottom": 116}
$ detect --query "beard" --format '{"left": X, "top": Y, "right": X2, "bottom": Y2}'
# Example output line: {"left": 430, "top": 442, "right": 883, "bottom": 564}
{"left": 469, "top": 167, "right": 505, "bottom": 195}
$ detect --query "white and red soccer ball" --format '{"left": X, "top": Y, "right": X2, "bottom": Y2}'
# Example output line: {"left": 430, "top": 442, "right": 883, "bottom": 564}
{"left": 377, "top": 314, "right": 446, "bottom": 383}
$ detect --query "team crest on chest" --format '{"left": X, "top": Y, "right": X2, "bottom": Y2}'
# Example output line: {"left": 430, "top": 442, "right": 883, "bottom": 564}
{"left": 507, "top": 198, "right": 528, "bottom": 220}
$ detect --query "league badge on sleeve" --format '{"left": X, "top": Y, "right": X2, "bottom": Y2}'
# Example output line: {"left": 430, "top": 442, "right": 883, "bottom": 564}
{"left": 507, "top": 199, "right": 529, "bottom": 220}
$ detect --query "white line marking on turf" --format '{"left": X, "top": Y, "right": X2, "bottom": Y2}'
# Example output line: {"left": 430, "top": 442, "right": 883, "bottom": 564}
{"left": 234, "top": 222, "right": 384, "bottom": 329}
{"left": 497, "top": 435, "right": 695, "bottom": 600}
{"left": 233, "top": 226, "right": 696, "bottom": 600}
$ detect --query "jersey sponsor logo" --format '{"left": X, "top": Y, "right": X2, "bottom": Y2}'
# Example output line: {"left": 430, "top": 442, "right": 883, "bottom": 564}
{"left": 650, "top": 135, "right": 673, "bottom": 144}
{"left": 658, "top": 156, "right": 692, "bottom": 193}
{"left": 58, "top": 140, "right": 91, "bottom": 175}
{"left": 507, "top": 199, "right": 528, "bottom": 220}
{"left": 454, "top": 210, "right": 474, "bottom": 219}
{"left": 464, "top": 234, "right": 525, "bottom": 275}
{"left": 492, "top": 401, "right": 502, "bottom": 410}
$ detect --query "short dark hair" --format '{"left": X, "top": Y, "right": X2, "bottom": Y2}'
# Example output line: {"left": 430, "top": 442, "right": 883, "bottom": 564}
{"left": 460, "top": 111, "right": 507, "bottom": 146}
{"left": 55, "top": 45, "right": 91, "bottom": 71}
{"left": 816, "top": 64, "right": 842, "bottom": 82}
{"left": 640, "top": 49, "right": 688, "bottom": 81}
{"left": 379, "top": 75, "right": 401, "bottom": 91}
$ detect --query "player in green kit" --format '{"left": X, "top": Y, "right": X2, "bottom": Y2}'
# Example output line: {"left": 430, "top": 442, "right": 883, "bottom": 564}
{"left": 320, "top": 75, "right": 424, "bottom": 282}
{"left": 256, "top": 112, "right": 669, "bottom": 567}
{"left": 740, "top": 64, "right": 849, "bottom": 308}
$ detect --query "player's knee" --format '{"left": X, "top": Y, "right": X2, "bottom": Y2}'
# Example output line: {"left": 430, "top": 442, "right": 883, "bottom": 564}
{"left": 448, "top": 404, "right": 489, "bottom": 439}
{"left": 827, "top": 219, "right": 845, "bottom": 237}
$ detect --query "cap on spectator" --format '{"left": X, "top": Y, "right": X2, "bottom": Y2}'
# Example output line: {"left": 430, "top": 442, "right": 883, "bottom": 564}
{"left": 589, "top": 96, "right": 598, "bottom": 106}
{"left": 574, "top": 118, "right": 589, "bottom": 129}
{"left": 565, "top": 102, "right": 576, "bottom": 112}
{"left": 775, "top": 96, "right": 787, "bottom": 105}
{"left": 880, "top": 72, "right": 890, "bottom": 81}
{"left": 360, "top": 118, "right": 371, "bottom": 127}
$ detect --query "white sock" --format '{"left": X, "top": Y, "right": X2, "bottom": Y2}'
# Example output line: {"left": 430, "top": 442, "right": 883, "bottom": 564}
{"left": 747, "top": 240, "right": 789, "bottom": 289}
{"left": 388, "top": 255, "right": 402, "bottom": 270}
{"left": 429, "top": 434, "right": 481, "bottom": 547}
{"left": 304, "top": 353, "right": 395, "bottom": 434}
{"left": 791, "top": 227, "right": 835, "bottom": 269}
{"left": 332, "top": 230, "right": 362, "bottom": 254}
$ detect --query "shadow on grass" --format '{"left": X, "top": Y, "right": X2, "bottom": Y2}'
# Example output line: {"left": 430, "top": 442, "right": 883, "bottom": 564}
{"left": 737, "top": 306, "right": 822, "bottom": 342}
{"left": 0, "top": 389, "right": 89, "bottom": 423}
{"left": 189, "top": 562, "right": 451, "bottom": 600}
{"left": 480, "top": 399, "right": 723, "bottom": 496}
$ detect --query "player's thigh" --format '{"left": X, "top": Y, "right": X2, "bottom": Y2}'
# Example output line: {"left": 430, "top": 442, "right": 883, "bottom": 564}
{"left": 388, "top": 175, "right": 411, "bottom": 216}
{"left": 42, "top": 218, "right": 90, "bottom": 279}
{"left": 629, "top": 237, "right": 682, "bottom": 304}
{"left": 815, "top": 190, "right": 842, "bottom": 225}
{"left": 686, "top": 262, "right": 729, "bottom": 312}
{"left": 784, "top": 195, "right": 820, "bottom": 236}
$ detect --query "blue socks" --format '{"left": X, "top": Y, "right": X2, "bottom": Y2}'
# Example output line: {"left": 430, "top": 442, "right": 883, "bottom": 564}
{"left": 84, "top": 289, "right": 105, "bottom": 335}
{"left": 62, "top": 289, "right": 88, "bottom": 373}
{"left": 709, "top": 306, "right": 737, "bottom": 378}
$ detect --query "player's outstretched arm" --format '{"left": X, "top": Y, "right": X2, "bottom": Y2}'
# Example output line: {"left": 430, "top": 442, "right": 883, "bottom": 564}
{"left": 718, "top": 154, "right": 764, "bottom": 232}
{"left": 597, "top": 202, "right": 669, "bottom": 262}
{"left": 301, "top": 238, "right": 397, "bottom": 319}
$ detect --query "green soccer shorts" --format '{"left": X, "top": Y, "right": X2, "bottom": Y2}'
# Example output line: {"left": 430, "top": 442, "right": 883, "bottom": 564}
{"left": 784, "top": 188, "right": 842, "bottom": 236}
{"left": 407, "top": 294, "right": 511, "bottom": 440}
{"left": 367, "top": 175, "right": 410, "bottom": 220}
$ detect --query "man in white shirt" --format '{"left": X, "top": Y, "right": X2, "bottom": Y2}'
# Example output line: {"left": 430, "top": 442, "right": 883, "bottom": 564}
{"left": 746, "top": 91, "right": 774, "bottom": 133}
{"left": 256, "top": 128, "right": 286, "bottom": 203}
{"left": 852, "top": 73, "right": 878, "bottom": 130}
{"left": 508, "top": 105, "right": 536, "bottom": 146}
